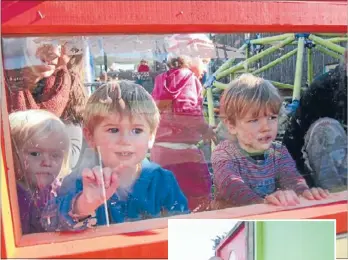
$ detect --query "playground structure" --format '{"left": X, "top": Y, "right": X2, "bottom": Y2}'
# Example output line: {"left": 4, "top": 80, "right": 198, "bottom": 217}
{"left": 1, "top": 1, "right": 348, "bottom": 259}
{"left": 203, "top": 33, "right": 347, "bottom": 131}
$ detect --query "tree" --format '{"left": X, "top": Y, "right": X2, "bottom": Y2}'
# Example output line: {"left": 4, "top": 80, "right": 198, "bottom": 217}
{"left": 211, "top": 232, "right": 228, "bottom": 250}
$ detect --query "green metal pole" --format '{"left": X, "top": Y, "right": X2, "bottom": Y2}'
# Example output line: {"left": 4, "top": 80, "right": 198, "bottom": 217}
{"left": 270, "top": 81, "right": 294, "bottom": 90}
{"left": 328, "top": 37, "right": 348, "bottom": 43}
{"left": 206, "top": 87, "right": 216, "bottom": 152}
{"left": 206, "top": 88, "right": 216, "bottom": 127}
{"left": 291, "top": 37, "right": 348, "bottom": 45}
{"left": 292, "top": 37, "right": 305, "bottom": 101}
{"left": 253, "top": 48, "right": 298, "bottom": 75}
{"left": 250, "top": 33, "right": 294, "bottom": 45}
{"left": 314, "top": 45, "right": 343, "bottom": 60}
{"left": 213, "top": 81, "right": 229, "bottom": 90}
{"left": 315, "top": 33, "right": 347, "bottom": 37}
{"left": 308, "top": 34, "right": 346, "bottom": 54}
{"left": 216, "top": 36, "right": 295, "bottom": 80}
{"left": 307, "top": 48, "right": 313, "bottom": 85}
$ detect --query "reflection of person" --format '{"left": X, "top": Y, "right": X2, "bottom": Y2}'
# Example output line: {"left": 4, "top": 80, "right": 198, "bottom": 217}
{"left": 137, "top": 59, "right": 150, "bottom": 73}
{"left": 212, "top": 74, "right": 328, "bottom": 208}
{"left": 41, "top": 81, "right": 188, "bottom": 231}
{"left": 9, "top": 109, "right": 70, "bottom": 234}
{"left": 151, "top": 56, "right": 216, "bottom": 212}
{"left": 6, "top": 43, "right": 87, "bottom": 169}
{"left": 136, "top": 59, "right": 150, "bottom": 86}
{"left": 283, "top": 54, "right": 347, "bottom": 191}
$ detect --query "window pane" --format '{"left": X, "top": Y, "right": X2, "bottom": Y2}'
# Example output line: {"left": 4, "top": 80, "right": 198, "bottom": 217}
{"left": 2, "top": 32, "right": 346, "bottom": 236}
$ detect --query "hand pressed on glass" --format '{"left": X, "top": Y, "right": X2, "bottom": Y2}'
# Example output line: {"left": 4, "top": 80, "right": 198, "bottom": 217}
{"left": 265, "top": 188, "right": 329, "bottom": 207}
{"left": 302, "top": 187, "right": 329, "bottom": 200}
{"left": 265, "top": 190, "right": 300, "bottom": 206}
{"left": 73, "top": 166, "right": 120, "bottom": 217}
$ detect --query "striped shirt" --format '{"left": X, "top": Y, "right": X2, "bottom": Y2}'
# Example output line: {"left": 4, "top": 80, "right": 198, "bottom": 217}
{"left": 212, "top": 140, "right": 309, "bottom": 206}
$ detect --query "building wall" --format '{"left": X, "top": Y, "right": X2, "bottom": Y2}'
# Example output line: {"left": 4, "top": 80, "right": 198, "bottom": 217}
{"left": 258, "top": 221, "right": 335, "bottom": 260}
{"left": 219, "top": 224, "right": 246, "bottom": 260}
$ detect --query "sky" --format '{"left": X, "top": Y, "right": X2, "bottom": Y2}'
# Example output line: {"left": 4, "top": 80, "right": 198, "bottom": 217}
{"left": 168, "top": 219, "right": 238, "bottom": 260}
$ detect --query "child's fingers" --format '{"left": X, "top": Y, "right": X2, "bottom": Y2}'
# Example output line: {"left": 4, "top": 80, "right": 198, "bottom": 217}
{"left": 310, "top": 188, "right": 327, "bottom": 200}
{"left": 302, "top": 189, "right": 315, "bottom": 200}
{"left": 284, "top": 190, "right": 300, "bottom": 206}
{"left": 91, "top": 166, "right": 103, "bottom": 186}
{"left": 82, "top": 168, "right": 96, "bottom": 183}
{"left": 323, "top": 188, "right": 330, "bottom": 196}
{"left": 265, "top": 194, "right": 282, "bottom": 206}
{"left": 316, "top": 187, "right": 329, "bottom": 199}
{"left": 274, "top": 190, "right": 287, "bottom": 206}
{"left": 102, "top": 167, "right": 113, "bottom": 189}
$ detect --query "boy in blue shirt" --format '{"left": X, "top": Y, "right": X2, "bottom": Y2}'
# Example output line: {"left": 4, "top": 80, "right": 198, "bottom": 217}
{"left": 42, "top": 81, "right": 189, "bottom": 231}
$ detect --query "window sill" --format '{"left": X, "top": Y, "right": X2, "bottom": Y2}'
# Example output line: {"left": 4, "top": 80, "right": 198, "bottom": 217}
{"left": 8, "top": 190, "right": 347, "bottom": 259}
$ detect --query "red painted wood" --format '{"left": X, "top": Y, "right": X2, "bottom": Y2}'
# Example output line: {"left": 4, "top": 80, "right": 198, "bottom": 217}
{"left": 217, "top": 223, "right": 246, "bottom": 260}
{"left": 1, "top": 116, "right": 8, "bottom": 259}
{"left": 2, "top": 1, "right": 347, "bottom": 35}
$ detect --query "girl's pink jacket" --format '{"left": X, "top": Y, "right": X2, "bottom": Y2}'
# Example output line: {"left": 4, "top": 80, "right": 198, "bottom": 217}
{"left": 152, "top": 68, "right": 209, "bottom": 144}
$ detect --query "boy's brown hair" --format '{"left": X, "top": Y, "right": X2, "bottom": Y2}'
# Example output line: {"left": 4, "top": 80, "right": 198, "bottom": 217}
{"left": 83, "top": 81, "right": 160, "bottom": 134}
{"left": 220, "top": 73, "right": 282, "bottom": 125}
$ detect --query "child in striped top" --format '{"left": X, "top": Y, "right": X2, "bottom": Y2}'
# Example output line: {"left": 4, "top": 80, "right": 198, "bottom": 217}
{"left": 212, "top": 74, "right": 329, "bottom": 208}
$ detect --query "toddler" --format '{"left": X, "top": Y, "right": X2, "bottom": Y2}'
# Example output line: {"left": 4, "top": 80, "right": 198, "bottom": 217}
{"left": 9, "top": 109, "right": 70, "bottom": 234}
{"left": 212, "top": 74, "right": 329, "bottom": 208}
{"left": 42, "top": 81, "right": 188, "bottom": 231}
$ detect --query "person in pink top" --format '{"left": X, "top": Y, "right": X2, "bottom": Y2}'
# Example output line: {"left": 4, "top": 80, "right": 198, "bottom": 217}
{"left": 151, "top": 55, "right": 216, "bottom": 212}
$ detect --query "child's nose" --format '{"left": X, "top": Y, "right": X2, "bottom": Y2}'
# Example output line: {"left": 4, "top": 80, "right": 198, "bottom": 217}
{"left": 40, "top": 154, "right": 52, "bottom": 167}
{"left": 260, "top": 119, "right": 271, "bottom": 131}
{"left": 118, "top": 132, "right": 132, "bottom": 145}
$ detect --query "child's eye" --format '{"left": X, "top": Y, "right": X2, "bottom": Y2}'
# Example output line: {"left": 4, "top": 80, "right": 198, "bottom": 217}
{"left": 51, "top": 153, "right": 62, "bottom": 159}
{"left": 269, "top": 115, "right": 278, "bottom": 120}
{"left": 29, "top": 152, "right": 41, "bottom": 157}
{"left": 247, "top": 119, "right": 258, "bottom": 123}
{"left": 107, "top": 128, "right": 119, "bottom": 133}
{"left": 132, "top": 128, "right": 144, "bottom": 134}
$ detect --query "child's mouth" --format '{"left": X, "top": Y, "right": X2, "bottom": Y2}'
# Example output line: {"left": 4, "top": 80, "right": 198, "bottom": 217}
{"left": 36, "top": 172, "right": 52, "bottom": 176}
{"left": 115, "top": 152, "right": 134, "bottom": 158}
{"left": 258, "top": 136, "right": 272, "bottom": 143}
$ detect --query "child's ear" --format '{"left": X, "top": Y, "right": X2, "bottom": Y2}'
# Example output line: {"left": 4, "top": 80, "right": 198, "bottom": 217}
{"left": 225, "top": 121, "right": 237, "bottom": 135}
{"left": 83, "top": 127, "right": 96, "bottom": 148}
{"left": 148, "top": 132, "right": 156, "bottom": 149}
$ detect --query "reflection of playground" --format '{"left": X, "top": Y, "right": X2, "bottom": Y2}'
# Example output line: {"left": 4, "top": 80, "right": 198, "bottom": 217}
{"left": 203, "top": 33, "right": 347, "bottom": 147}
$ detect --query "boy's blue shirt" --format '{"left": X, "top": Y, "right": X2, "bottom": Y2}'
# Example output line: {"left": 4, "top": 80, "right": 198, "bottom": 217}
{"left": 42, "top": 159, "right": 189, "bottom": 231}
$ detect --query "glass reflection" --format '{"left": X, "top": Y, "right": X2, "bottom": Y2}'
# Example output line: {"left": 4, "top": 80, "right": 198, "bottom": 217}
{"left": 2, "top": 32, "right": 347, "bottom": 234}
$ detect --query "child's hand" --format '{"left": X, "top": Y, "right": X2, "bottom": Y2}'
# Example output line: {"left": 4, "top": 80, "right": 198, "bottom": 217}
{"left": 74, "top": 166, "right": 121, "bottom": 216}
{"left": 302, "top": 187, "right": 329, "bottom": 200}
{"left": 82, "top": 166, "right": 120, "bottom": 205}
{"left": 56, "top": 43, "right": 71, "bottom": 69}
{"left": 265, "top": 190, "right": 300, "bottom": 206}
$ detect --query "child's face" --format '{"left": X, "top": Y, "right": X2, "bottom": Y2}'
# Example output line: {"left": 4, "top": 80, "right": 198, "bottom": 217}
{"left": 84, "top": 113, "right": 154, "bottom": 169}
{"left": 20, "top": 132, "right": 67, "bottom": 189}
{"left": 227, "top": 110, "right": 279, "bottom": 153}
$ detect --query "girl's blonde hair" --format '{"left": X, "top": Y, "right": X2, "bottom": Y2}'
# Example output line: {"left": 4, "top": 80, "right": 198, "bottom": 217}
{"left": 9, "top": 109, "right": 71, "bottom": 183}
{"left": 220, "top": 73, "right": 282, "bottom": 125}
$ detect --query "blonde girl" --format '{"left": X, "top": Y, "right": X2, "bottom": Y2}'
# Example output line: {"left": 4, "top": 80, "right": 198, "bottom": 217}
{"left": 10, "top": 109, "right": 70, "bottom": 234}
